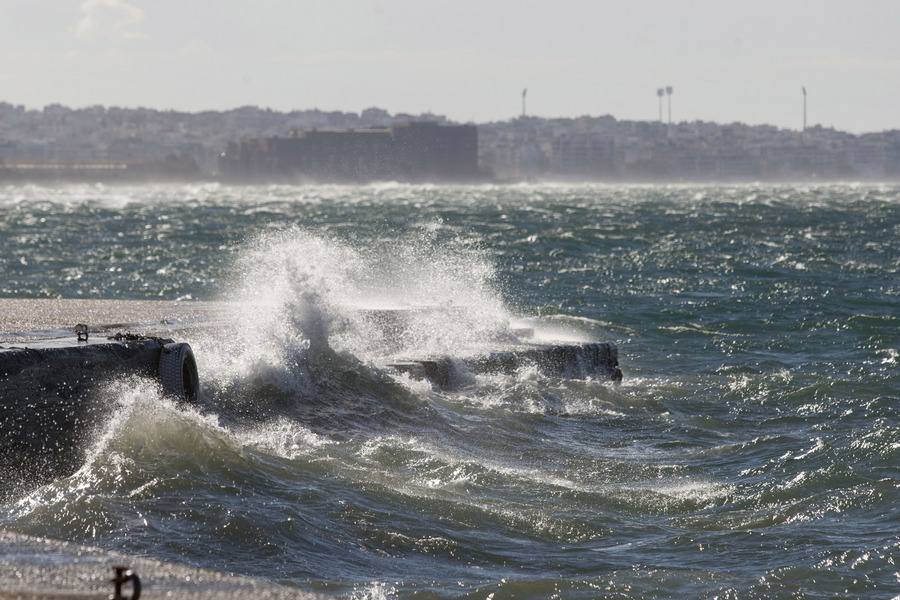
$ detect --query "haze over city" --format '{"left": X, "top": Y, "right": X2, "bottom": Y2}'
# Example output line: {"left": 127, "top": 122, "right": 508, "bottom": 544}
{"left": 2, "top": 0, "right": 899, "bottom": 134}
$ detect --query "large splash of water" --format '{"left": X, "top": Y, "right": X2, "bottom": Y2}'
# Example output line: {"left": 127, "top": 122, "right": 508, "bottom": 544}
{"left": 162, "top": 224, "right": 522, "bottom": 438}
{"left": 199, "top": 225, "right": 511, "bottom": 379}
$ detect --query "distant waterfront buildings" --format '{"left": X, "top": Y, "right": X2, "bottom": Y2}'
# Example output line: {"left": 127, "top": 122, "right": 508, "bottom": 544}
{"left": 479, "top": 116, "right": 900, "bottom": 181}
{"left": 219, "top": 121, "right": 480, "bottom": 183}
{"left": 0, "top": 102, "right": 898, "bottom": 182}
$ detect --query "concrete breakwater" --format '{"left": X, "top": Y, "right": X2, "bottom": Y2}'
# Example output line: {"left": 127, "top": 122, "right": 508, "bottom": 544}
{"left": 0, "top": 299, "right": 621, "bottom": 498}
{"left": 387, "top": 342, "right": 621, "bottom": 389}
{"left": 0, "top": 298, "right": 622, "bottom": 598}
{"left": 0, "top": 300, "right": 329, "bottom": 599}
{"left": 357, "top": 306, "right": 622, "bottom": 387}
{"left": 0, "top": 299, "right": 214, "bottom": 500}
{"left": 0, "top": 335, "right": 202, "bottom": 499}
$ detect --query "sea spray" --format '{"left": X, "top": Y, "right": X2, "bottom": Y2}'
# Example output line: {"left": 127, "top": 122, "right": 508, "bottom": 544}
{"left": 193, "top": 225, "right": 516, "bottom": 398}
{"left": 3, "top": 183, "right": 899, "bottom": 598}
{"left": 4, "top": 376, "right": 219, "bottom": 541}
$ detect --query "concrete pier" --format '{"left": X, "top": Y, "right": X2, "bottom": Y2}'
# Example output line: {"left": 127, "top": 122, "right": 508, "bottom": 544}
{"left": 361, "top": 305, "right": 622, "bottom": 387}
{"left": 0, "top": 298, "right": 621, "bottom": 496}
{"left": 0, "top": 301, "right": 331, "bottom": 598}
{"left": 0, "top": 335, "right": 177, "bottom": 498}
{"left": 0, "top": 298, "right": 219, "bottom": 342}
{"left": 0, "top": 299, "right": 210, "bottom": 500}
{"left": 386, "top": 342, "right": 622, "bottom": 389}
{"left": 0, "top": 299, "right": 622, "bottom": 598}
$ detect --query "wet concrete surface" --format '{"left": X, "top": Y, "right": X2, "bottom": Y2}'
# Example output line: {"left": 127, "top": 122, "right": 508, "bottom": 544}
{"left": 0, "top": 531, "right": 325, "bottom": 599}
{"left": 0, "top": 299, "right": 220, "bottom": 341}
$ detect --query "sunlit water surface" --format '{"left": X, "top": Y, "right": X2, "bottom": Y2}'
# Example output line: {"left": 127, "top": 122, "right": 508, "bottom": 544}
{"left": 1, "top": 182, "right": 899, "bottom": 598}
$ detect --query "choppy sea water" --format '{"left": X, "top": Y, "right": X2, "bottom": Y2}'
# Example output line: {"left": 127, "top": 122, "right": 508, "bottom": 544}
{"left": 1, "top": 182, "right": 899, "bottom": 599}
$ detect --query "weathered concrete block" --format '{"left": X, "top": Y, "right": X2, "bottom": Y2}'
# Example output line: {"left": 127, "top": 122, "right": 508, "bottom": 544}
{"left": 0, "top": 337, "right": 173, "bottom": 499}
{"left": 386, "top": 342, "right": 622, "bottom": 390}
{"left": 467, "top": 342, "right": 622, "bottom": 381}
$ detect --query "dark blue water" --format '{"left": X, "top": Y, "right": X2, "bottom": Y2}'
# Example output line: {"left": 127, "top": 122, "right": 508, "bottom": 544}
{"left": 1, "top": 182, "right": 899, "bottom": 598}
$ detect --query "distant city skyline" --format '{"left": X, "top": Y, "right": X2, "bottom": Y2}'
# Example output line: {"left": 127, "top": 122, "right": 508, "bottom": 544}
{"left": 2, "top": 0, "right": 899, "bottom": 133}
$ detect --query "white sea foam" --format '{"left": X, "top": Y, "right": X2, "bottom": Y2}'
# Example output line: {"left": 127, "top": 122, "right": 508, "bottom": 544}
{"left": 194, "top": 225, "right": 515, "bottom": 401}
{"left": 234, "top": 416, "right": 327, "bottom": 460}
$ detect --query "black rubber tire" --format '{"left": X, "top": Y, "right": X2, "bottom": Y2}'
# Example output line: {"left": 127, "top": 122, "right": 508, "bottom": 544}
{"left": 158, "top": 342, "right": 200, "bottom": 401}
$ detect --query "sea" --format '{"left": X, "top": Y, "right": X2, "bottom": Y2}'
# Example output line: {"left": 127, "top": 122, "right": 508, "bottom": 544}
{"left": 0, "top": 182, "right": 898, "bottom": 599}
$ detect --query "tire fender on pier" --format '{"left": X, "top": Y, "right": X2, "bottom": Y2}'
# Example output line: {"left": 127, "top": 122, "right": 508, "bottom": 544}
{"left": 158, "top": 342, "right": 199, "bottom": 401}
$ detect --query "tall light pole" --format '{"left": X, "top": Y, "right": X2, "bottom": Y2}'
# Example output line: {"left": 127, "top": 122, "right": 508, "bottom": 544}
{"left": 522, "top": 88, "right": 527, "bottom": 118}
{"left": 657, "top": 88, "right": 664, "bottom": 122}
{"left": 802, "top": 86, "right": 807, "bottom": 132}
{"left": 666, "top": 86, "right": 673, "bottom": 125}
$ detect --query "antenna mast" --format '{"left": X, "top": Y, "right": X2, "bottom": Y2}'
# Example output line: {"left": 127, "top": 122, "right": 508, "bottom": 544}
{"left": 666, "top": 86, "right": 673, "bottom": 125}
{"left": 657, "top": 88, "right": 664, "bottom": 122}
{"left": 802, "top": 87, "right": 807, "bottom": 132}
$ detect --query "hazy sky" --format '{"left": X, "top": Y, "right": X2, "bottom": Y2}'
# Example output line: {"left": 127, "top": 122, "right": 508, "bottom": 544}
{"left": 2, "top": 0, "right": 898, "bottom": 133}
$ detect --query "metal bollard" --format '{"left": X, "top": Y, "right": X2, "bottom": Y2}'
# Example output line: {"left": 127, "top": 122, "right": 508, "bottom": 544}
{"left": 110, "top": 566, "right": 141, "bottom": 600}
